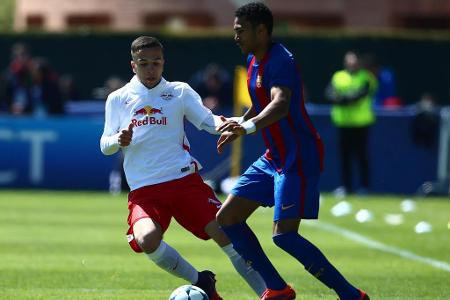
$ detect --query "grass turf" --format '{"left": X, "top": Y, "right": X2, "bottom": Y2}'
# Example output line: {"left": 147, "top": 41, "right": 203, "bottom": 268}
{"left": 0, "top": 190, "right": 449, "bottom": 299}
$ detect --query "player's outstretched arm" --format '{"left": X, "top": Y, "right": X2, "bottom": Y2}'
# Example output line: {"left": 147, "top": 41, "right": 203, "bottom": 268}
{"left": 217, "top": 86, "right": 291, "bottom": 136}
{"left": 250, "top": 85, "right": 291, "bottom": 129}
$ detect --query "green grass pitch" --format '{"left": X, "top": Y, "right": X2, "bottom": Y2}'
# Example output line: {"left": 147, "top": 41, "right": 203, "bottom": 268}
{"left": 1, "top": 190, "right": 449, "bottom": 299}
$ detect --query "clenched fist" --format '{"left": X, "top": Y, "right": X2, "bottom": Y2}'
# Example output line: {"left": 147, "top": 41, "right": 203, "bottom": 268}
{"left": 118, "top": 123, "right": 134, "bottom": 147}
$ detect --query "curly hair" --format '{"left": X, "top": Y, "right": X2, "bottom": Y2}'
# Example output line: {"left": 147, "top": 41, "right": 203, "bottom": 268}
{"left": 235, "top": 2, "right": 273, "bottom": 35}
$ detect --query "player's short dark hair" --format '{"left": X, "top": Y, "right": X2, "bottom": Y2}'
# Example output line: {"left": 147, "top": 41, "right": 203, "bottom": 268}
{"left": 235, "top": 2, "right": 273, "bottom": 35}
{"left": 130, "top": 36, "right": 163, "bottom": 58}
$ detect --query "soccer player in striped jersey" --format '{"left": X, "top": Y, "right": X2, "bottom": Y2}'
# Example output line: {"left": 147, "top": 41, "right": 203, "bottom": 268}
{"left": 216, "top": 2, "right": 370, "bottom": 300}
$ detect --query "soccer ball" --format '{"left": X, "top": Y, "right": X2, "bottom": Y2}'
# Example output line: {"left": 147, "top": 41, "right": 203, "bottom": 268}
{"left": 169, "top": 285, "right": 209, "bottom": 300}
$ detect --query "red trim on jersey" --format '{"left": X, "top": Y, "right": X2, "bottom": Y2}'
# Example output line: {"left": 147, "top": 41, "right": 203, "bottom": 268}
{"left": 247, "top": 56, "right": 255, "bottom": 87}
{"left": 300, "top": 102, "right": 324, "bottom": 171}
{"left": 296, "top": 67, "right": 325, "bottom": 172}
{"left": 249, "top": 56, "right": 277, "bottom": 164}
{"left": 182, "top": 133, "right": 191, "bottom": 152}
{"left": 253, "top": 55, "right": 287, "bottom": 168}
{"left": 286, "top": 114, "right": 306, "bottom": 215}
{"left": 192, "top": 161, "right": 199, "bottom": 172}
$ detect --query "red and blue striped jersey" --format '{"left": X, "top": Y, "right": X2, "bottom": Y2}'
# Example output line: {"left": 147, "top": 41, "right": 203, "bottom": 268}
{"left": 246, "top": 42, "right": 324, "bottom": 174}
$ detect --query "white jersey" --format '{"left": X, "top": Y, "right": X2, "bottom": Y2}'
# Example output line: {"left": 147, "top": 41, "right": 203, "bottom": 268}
{"left": 100, "top": 76, "right": 218, "bottom": 191}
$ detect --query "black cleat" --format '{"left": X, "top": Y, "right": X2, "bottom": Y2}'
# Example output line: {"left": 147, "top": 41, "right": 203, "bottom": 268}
{"left": 194, "top": 270, "right": 223, "bottom": 300}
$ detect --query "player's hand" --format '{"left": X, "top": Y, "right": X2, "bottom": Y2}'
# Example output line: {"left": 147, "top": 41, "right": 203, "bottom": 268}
{"left": 118, "top": 123, "right": 134, "bottom": 147}
{"left": 216, "top": 116, "right": 246, "bottom": 136}
{"left": 217, "top": 131, "right": 239, "bottom": 154}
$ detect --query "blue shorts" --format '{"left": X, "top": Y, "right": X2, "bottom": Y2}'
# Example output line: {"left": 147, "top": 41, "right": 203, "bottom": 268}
{"left": 231, "top": 156, "right": 320, "bottom": 221}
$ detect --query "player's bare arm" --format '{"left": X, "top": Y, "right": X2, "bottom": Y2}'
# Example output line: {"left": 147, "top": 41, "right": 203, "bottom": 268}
{"left": 241, "top": 106, "right": 256, "bottom": 122}
{"left": 218, "top": 86, "right": 291, "bottom": 134}
{"left": 218, "top": 86, "right": 291, "bottom": 135}
{"left": 250, "top": 85, "right": 291, "bottom": 128}
{"left": 118, "top": 123, "right": 134, "bottom": 147}
{"left": 216, "top": 87, "right": 291, "bottom": 154}
{"left": 216, "top": 106, "right": 255, "bottom": 132}
{"left": 215, "top": 107, "right": 255, "bottom": 154}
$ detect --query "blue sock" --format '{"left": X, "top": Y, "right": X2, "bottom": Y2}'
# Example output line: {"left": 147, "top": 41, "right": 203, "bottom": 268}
{"left": 273, "top": 232, "right": 360, "bottom": 300}
{"left": 221, "top": 222, "right": 286, "bottom": 290}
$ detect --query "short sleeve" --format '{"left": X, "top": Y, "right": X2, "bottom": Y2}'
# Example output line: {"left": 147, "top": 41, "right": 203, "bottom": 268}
{"left": 268, "top": 57, "right": 297, "bottom": 89}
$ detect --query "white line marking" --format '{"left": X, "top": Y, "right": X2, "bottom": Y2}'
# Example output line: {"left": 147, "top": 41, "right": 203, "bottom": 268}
{"left": 305, "top": 221, "right": 450, "bottom": 273}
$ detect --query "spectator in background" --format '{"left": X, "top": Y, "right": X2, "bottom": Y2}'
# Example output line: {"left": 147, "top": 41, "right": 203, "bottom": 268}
{"left": 411, "top": 93, "right": 439, "bottom": 149}
{"left": 2, "top": 43, "right": 64, "bottom": 116}
{"left": 29, "top": 58, "right": 65, "bottom": 116}
{"left": 362, "top": 53, "right": 402, "bottom": 109}
{"left": 59, "top": 74, "right": 81, "bottom": 102}
{"left": 92, "top": 76, "right": 126, "bottom": 100}
{"left": 3, "top": 43, "right": 33, "bottom": 115}
{"left": 189, "top": 63, "right": 233, "bottom": 113}
{"left": 326, "top": 51, "right": 378, "bottom": 195}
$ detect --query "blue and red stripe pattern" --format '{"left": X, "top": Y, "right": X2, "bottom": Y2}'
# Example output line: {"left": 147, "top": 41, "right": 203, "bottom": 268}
{"left": 246, "top": 43, "right": 324, "bottom": 177}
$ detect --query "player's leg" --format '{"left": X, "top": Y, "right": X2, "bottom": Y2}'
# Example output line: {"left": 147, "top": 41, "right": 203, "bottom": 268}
{"left": 127, "top": 185, "right": 202, "bottom": 286}
{"left": 270, "top": 172, "right": 368, "bottom": 300}
{"left": 172, "top": 173, "right": 265, "bottom": 297}
{"left": 273, "top": 223, "right": 369, "bottom": 300}
{"left": 355, "top": 126, "right": 370, "bottom": 191}
{"left": 216, "top": 157, "right": 290, "bottom": 293}
{"left": 132, "top": 217, "right": 198, "bottom": 283}
{"left": 204, "top": 219, "right": 266, "bottom": 296}
{"left": 340, "top": 127, "right": 353, "bottom": 193}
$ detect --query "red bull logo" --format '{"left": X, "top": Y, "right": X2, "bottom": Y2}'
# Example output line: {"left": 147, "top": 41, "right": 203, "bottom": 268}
{"left": 133, "top": 105, "right": 163, "bottom": 116}
{"left": 131, "top": 116, "right": 167, "bottom": 127}
{"left": 132, "top": 105, "right": 167, "bottom": 127}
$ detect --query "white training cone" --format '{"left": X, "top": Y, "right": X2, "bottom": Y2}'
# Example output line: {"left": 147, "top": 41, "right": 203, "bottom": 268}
{"left": 331, "top": 201, "right": 352, "bottom": 217}
{"left": 415, "top": 221, "right": 432, "bottom": 234}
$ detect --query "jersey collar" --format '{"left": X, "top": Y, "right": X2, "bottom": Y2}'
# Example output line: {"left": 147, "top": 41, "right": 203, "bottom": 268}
{"left": 129, "top": 76, "right": 167, "bottom": 95}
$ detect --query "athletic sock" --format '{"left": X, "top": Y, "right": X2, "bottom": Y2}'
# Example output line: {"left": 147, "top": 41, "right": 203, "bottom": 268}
{"left": 146, "top": 240, "right": 198, "bottom": 284}
{"left": 221, "top": 222, "right": 286, "bottom": 290}
{"left": 273, "top": 232, "right": 360, "bottom": 300}
{"left": 222, "top": 243, "right": 266, "bottom": 296}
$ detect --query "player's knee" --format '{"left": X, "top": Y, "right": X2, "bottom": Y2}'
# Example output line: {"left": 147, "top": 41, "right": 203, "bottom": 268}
{"left": 272, "top": 232, "right": 294, "bottom": 250}
{"left": 135, "top": 231, "right": 163, "bottom": 253}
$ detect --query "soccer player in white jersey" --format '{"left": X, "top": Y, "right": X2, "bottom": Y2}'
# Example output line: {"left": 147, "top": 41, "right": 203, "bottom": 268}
{"left": 100, "top": 36, "right": 265, "bottom": 300}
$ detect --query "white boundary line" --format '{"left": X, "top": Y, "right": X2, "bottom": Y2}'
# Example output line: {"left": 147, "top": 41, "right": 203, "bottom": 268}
{"left": 305, "top": 221, "right": 450, "bottom": 273}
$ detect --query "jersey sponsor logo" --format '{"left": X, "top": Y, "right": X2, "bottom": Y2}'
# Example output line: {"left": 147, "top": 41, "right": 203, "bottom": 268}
{"left": 131, "top": 116, "right": 167, "bottom": 127}
{"left": 281, "top": 203, "right": 295, "bottom": 210}
{"left": 160, "top": 92, "right": 174, "bottom": 100}
{"left": 133, "top": 105, "right": 163, "bottom": 116}
{"left": 132, "top": 105, "right": 167, "bottom": 127}
{"left": 256, "top": 75, "right": 263, "bottom": 88}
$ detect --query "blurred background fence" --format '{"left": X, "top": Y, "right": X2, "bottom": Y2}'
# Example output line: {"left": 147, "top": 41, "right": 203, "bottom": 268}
{"left": 1, "top": 0, "right": 449, "bottom": 195}
{"left": 1, "top": 33, "right": 449, "bottom": 106}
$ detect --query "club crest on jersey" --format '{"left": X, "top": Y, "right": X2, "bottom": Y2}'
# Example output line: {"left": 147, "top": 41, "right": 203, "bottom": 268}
{"left": 160, "top": 92, "right": 174, "bottom": 100}
{"left": 256, "top": 75, "right": 263, "bottom": 88}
